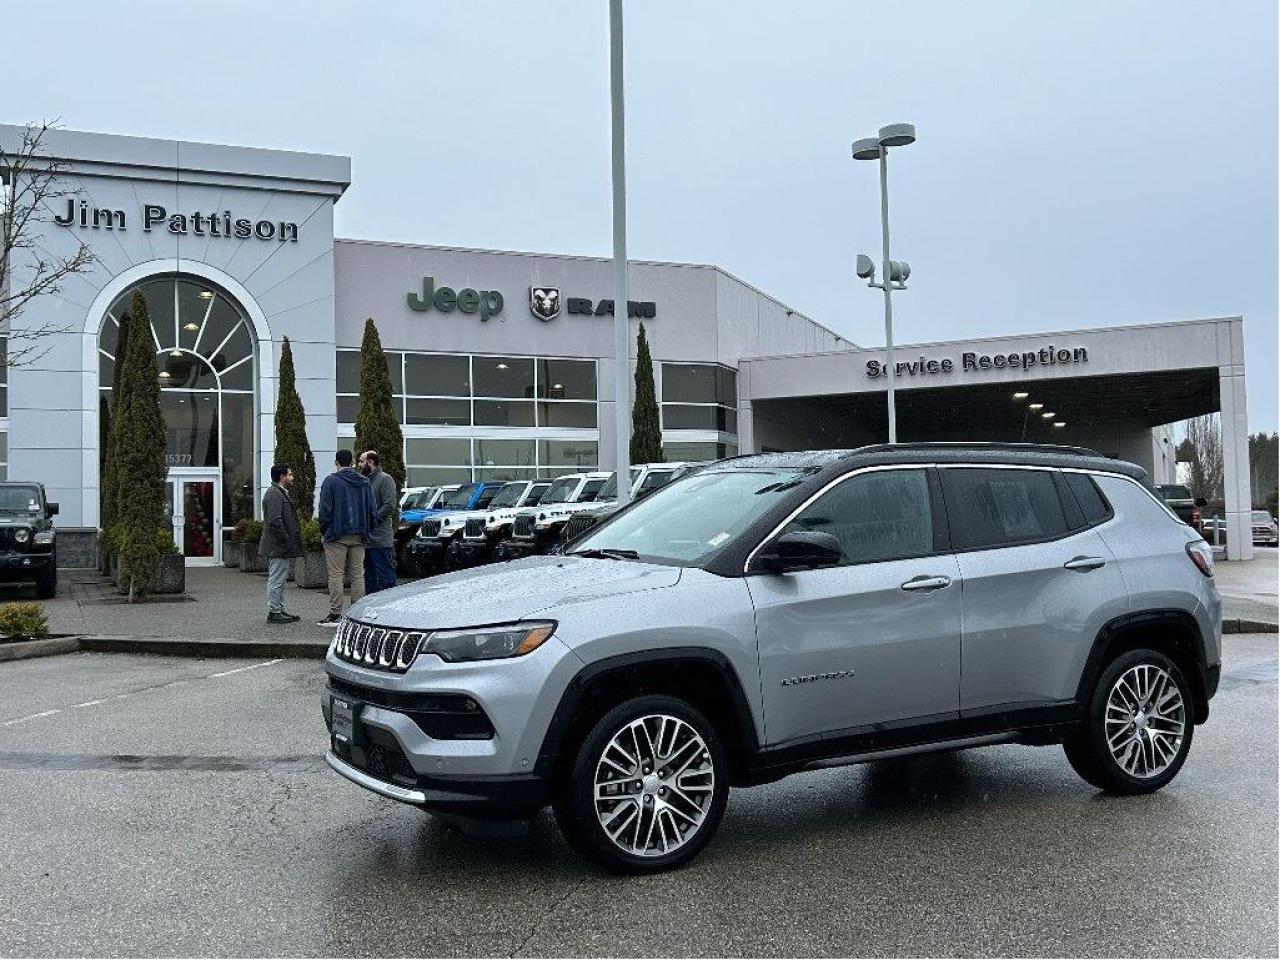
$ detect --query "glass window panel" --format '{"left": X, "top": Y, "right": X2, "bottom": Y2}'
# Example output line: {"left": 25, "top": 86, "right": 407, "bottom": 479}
{"left": 662, "top": 363, "right": 723, "bottom": 403}
{"left": 0, "top": 432, "right": 8, "bottom": 461}
{"left": 405, "top": 397, "right": 470, "bottom": 426}
{"left": 158, "top": 351, "right": 219, "bottom": 391}
{"left": 406, "top": 438, "right": 472, "bottom": 465}
{"left": 662, "top": 404, "right": 736, "bottom": 432}
{"left": 98, "top": 320, "right": 119, "bottom": 360}
{"left": 385, "top": 352, "right": 404, "bottom": 395}
{"left": 408, "top": 466, "right": 473, "bottom": 487}
{"left": 336, "top": 351, "right": 361, "bottom": 394}
{"left": 208, "top": 323, "right": 252, "bottom": 374}
{"left": 663, "top": 441, "right": 737, "bottom": 462}
{"left": 474, "top": 399, "right": 535, "bottom": 427}
{"left": 221, "top": 393, "right": 256, "bottom": 527}
{"left": 538, "top": 401, "right": 597, "bottom": 428}
{"left": 137, "top": 279, "right": 176, "bottom": 350}
{"left": 942, "top": 468, "right": 1068, "bottom": 550}
{"left": 784, "top": 470, "right": 933, "bottom": 565}
{"left": 99, "top": 352, "right": 114, "bottom": 387}
{"left": 473, "top": 439, "right": 536, "bottom": 467}
{"left": 473, "top": 356, "right": 534, "bottom": 398}
{"left": 177, "top": 281, "right": 215, "bottom": 351}
{"left": 716, "top": 367, "right": 738, "bottom": 405}
{"left": 538, "top": 440, "right": 599, "bottom": 469}
{"left": 405, "top": 353, "right": 470, "bottom": 397}
{"left": 194, "top": 296, "right": 243, "bottom": 361}
{"left": 0, "top": 337, "right": 7, "bottom": 384}
{"left": 218, "top": 359, "right": 254, "bottom": 391}
{"left": 537, "top": 359, "right": 596, "bottom": 400}
{"left": 160, "top": 393, "right": 219, "bottom": 467}
{"left": 475, "top": 466, "right": 539, "bottom": 482}
{"left": 336, "top": 396, "right": 361, "bottom": 423}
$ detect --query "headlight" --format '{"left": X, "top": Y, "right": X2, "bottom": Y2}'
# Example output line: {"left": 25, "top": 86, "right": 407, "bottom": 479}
{"left": 13, "top": 529, "right": 30, "bottom": 544}
{"left": 397, "top": 522, "right": 411, "bottom": 531}
{"left": 421, "top": 621, "right": 556, "bottom": 663}
{"left": 34, "top": 530, "right": 53, "bottom": 545}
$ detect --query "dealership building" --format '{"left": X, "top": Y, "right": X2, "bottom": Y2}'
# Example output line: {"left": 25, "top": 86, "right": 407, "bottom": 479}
{"left": 0, "top": 125, "right": 1255, "bottom": 564}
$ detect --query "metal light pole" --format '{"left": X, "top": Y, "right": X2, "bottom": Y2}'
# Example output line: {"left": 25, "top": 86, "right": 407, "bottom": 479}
{"left": 609, "top": 0, "right": 631, "bottom": 504}
{"left": 852, "top": 123, "right": 916, "bottom": 444}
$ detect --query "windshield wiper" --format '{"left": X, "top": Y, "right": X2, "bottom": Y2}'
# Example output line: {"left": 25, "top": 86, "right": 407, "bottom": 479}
{"left": 569, "top": 547, "right": 640, "bottom": 560}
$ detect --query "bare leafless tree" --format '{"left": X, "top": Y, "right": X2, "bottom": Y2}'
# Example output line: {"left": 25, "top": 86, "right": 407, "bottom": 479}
{"left": 0, "top": 120, "right": 96, "bottom": 367}
{"left": 1184, "top": 414, "right": 1224, "bottom": 502}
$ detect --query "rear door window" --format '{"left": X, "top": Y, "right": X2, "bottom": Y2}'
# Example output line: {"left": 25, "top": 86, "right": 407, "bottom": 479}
{"left": 942, "top": 468, "right": 1068, "bottom": 550}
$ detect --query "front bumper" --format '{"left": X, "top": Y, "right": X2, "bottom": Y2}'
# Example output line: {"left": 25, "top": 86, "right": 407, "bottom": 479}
{"left": 449, "top": 538, "right": 494, "bottom": 566}
{"left": 406, "top": 537, "right": 450, "bottom": 567}
{"left": 0, "top": 551, "right": 51, "bottom": 578}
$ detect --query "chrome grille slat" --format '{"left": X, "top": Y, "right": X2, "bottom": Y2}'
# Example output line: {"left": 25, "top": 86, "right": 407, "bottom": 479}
{"left": 464, "top": 518, "right": 485, "bottom": 539}
{"left": 421, "top": 519, "right": 442, "bottom": 538}
{"left": 333, "top": 619, "right": 422, "bottom": 673}
{"left": 513, "top": 514, "right": 535, "bottom": 539}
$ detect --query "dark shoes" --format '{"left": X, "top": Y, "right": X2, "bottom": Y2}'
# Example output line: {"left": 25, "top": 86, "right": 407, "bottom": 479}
{"left": 317, "top": 613, "right": 343, "bottom": 627}
{"left": 267, "top": 611, "right": 301, "bottom": 624}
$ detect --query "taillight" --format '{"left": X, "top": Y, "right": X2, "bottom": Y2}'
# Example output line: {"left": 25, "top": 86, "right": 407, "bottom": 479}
{"left": 1191, "top": 506, "right": 1201, "bottom": 528}
{"left": 1185, "top": 540, "right": 1214, "bottom": 577}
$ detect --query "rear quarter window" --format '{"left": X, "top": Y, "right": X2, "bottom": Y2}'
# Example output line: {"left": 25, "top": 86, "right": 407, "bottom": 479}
{"left": 1064, "top": 472, "right": 1113, "bottom": 526}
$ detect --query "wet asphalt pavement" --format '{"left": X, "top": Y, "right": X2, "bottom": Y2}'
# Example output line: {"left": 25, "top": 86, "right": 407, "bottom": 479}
{"left": 0, "top": 638, "right": 1275, "bottom": 958}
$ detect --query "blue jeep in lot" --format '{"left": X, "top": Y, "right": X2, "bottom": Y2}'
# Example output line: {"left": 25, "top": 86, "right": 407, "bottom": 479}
{"left": 404, "top": 481, "right": 505, "bottom": 576}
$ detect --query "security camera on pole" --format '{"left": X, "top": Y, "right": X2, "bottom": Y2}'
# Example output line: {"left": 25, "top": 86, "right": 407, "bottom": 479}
{"left": 852, "top": 123, "right": 916, "bottom": 444}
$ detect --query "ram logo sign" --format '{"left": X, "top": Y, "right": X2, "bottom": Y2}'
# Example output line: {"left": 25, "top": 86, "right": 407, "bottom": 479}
{"left": 529, "top": 286, "right": 561, "bottom": 322}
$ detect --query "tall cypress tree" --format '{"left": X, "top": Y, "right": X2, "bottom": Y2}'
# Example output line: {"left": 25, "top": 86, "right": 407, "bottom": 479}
{"left": 273, "top": 337, "right": 316, "bottom": 518}
{"left": 630, "top": 322, "right": 663, "bottom": 464}
{"left": 113, "top": 291, "right": 167, "bottom": 600}
{"left": 353, "top": 318, "right": 405, "bottom": 489}
{"left": 100, "top": 310, "right": 131, "bottom": 530}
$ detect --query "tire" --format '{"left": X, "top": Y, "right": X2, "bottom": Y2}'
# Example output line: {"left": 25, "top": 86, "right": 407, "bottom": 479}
{"left": 553, "top": 694, "right": 729, "bottom": 873}
{"left": 1063, "top": 647, "right": 1194, "bottom": 794}
{"left": 35, "top": 559, "right": 56, "bottom": 600}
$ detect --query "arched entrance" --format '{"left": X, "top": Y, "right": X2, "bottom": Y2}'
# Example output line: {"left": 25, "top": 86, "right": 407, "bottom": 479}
{"left": 98, "top": 276, "right": 257, "bottom": 564}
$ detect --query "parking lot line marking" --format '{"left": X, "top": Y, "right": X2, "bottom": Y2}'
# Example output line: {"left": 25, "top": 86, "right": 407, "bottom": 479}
{"left": 207, "top": 658, "right": 282, "bottom": 679}
{"left": 1, "top": 709, "right": 62, "bottom": 727}
{"left": 73, "top": 700, "right": 105, "bottom": 708}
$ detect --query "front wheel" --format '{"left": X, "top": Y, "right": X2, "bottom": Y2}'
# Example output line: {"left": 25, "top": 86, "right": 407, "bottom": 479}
{"left": 553, "top": 695, "right": 729, "bottom": 873}
{"left": 1064, "top": 648, "right": 1194, "bottom": 794}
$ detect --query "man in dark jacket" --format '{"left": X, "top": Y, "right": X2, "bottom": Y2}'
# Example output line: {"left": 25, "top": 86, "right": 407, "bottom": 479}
{"left": 261, "top": 463, "right": 304, "bottom": 624}
{"left": 358, "top": 450, "right": 399, "bottom": 594}
{"left": 316, "top": 449, "right": 377, "bottom": 626}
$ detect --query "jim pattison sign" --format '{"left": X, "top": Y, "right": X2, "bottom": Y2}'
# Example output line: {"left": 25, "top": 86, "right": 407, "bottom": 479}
{"left": 54, "top": 199, "right": 300, "bottom": 242}
{"left": 866, "top": 344, "right": 1089, "bottom": 379}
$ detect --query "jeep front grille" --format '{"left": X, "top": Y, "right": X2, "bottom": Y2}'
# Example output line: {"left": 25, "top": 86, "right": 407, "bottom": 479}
{"left": 464, "top": 518, "right": 486, "bottom": 539}
{"left": 513, "top": 514, "right": 536, "bottom": 539}
{"left": 420, "top": 519, "right": 442, "bottom": 538}
{"left": 562, "top": 513, "right": 599, "bottom": 542}
{"left": 332, "top": 618, "right": 422, "bottom": 672}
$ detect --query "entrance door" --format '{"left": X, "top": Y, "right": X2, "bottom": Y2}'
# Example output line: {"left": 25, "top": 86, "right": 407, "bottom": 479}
{"left": 168, "top": 470, "right": 221, "bottom": 565}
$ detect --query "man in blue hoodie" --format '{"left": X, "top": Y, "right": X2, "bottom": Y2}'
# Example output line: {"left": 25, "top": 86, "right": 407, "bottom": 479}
{"left": 316, "top": 448, "right": 377, "bottom": 626}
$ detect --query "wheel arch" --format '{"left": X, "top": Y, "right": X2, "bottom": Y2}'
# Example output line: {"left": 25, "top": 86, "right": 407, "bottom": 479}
{"left": 1076, "top": 609, "right": 1212, "bottom": 723}
{"left": 536, "top": 647, "right": 762, "bottom": 787}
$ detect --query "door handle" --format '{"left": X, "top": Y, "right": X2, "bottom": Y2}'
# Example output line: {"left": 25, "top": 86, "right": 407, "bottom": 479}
{"left": 1063, "top": 555, "right": 1106, "bottom": 572}
{"left": 901, "top": 575, "right": 951, "bottom": 592}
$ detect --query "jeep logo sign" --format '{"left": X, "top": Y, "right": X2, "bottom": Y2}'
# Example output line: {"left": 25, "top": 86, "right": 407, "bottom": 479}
{"left": 407, "top": 277, "right": 503, "bottom": 321}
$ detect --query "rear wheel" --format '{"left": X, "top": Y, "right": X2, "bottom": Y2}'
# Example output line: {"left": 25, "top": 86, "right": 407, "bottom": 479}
{"left": 1063, "top": 648, "right": 1193, "bottom": 794}
{"left": 553, "top": 695, "right": 729, "bottom": 873}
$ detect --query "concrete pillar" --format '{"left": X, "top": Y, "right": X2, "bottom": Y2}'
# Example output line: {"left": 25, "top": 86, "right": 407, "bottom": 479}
{"left": 738, "top": 399, "right": 755, "bottom": 455}
{"left": 1219, "top": 350, "right": 1253, "bottom": 560}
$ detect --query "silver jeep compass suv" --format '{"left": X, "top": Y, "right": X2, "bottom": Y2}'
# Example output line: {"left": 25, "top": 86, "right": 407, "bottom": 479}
{"left": 322, "top": 443, "right": 1221, "bottom": 873}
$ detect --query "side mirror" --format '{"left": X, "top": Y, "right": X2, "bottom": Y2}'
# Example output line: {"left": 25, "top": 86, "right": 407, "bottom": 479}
{"left": 46, "top": 502, "right": 59, "bottom": 518}
{"left": 1194, "top": 497, "right": 1208, "bottom": 508}
{"left": 755, "top": 530, "right": 843, "bottom": 573}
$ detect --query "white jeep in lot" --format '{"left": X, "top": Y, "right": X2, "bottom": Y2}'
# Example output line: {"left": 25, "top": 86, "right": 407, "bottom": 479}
{"left": 432, "top": 479, "right": 555, "bottom": 569}
{"left": 495, "top": 471, "right": 613, "bottom": 558}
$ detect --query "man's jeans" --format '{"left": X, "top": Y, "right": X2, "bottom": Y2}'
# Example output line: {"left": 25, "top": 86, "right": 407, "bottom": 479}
{"left": 266, "top": 556, "right": 291, "bottom": 614}
{"left": 364, "top": 546, "right": 397, "bottom": 595}
{"left": 323, "top": 534, "right": 365, "bottom": 616}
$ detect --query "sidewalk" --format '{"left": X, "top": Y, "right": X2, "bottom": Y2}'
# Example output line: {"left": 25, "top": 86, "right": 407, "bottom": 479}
{"left": 0, "top": 552, "right": 1274, "bottom": 660}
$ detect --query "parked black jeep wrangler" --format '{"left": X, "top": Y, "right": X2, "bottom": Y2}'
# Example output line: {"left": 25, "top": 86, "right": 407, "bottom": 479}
{"left": 0, "top": 482, "right": 58, "bottom": 598}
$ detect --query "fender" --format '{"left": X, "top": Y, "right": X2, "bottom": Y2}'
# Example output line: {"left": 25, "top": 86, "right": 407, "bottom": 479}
{"left": 534, "top": 646, "right": 762, "bottom": 777}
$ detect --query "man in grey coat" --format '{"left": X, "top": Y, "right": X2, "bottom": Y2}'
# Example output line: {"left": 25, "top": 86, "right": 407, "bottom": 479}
{"left": 261, "top": 463, "right": 304, "bottom": 623}
{"left": 359, "top": 450, "right": 399, "bottom": 594}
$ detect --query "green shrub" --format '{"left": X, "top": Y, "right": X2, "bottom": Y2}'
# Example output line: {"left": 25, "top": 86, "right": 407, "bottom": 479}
{"left": 231, "top": 518, "right": 251, "bottom": 543}
{"left": 274, "top": 337, "right": 317, "bottom": 520}
{"left": 300, "top": 518, "right": 323, "bottom": 552}
{"left": 0, "top": 602, "right": 49, "bottom": 640}
{"left": 156, "top": 530, "right": 179, "bottom": 555}
{"left": 630, "top": 322, "right": 663, "bottom": 465}
{"left": 100, "top": 524, "right": 125, "bottom": 554}
{"left": 240, "top": 519, "right": 264, "bottom": 544}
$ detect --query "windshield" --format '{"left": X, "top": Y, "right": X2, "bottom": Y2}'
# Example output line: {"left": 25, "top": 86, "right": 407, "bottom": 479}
{"left": 440, "top": 485, "right": 475, "bottom": 509}
{"left": 578, "top": 479, "right": 607, "bottom": 502}
{"left": 1156, "top": 484, "right": 1193, "bottom": 500}
{"left": 541, "top": 477, "right": 580, "bottom": 505}
{"left": 0, "top": 486, "right": 41, "bottom": 513}
{"left": 402, "top": 488, "right": 438, "bottom": 510}
{"left": 600, "top": 469, "right": 640, "bottom": 500}
{"left": 524, "top": 483, "right": 551, "bottom": 507}
{"left": 571, "top": 469, "right": 806, "bottom": 565}
{"left": 426, "top": 486, "right": 457, "bottom": 509}
{"left": 488, "top": 483, "right": 527, "bottom": 509}
{"left": 1253, "top": 511, "right": 1273, "bottom": 523}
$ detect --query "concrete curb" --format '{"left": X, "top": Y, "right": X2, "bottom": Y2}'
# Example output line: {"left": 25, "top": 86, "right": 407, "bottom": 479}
{"left": 0, "top": 636, "right": 83, "bottom": 662}
{"left": 78, "top": 636, "right": 330, "bottom": 658}
{"left": 1222, "top": 618, "right": 1279, "bottom": 635}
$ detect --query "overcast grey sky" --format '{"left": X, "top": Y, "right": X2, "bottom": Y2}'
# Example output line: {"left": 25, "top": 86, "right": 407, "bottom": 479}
{"left": 13, "top": 0, "right": 1277, "bottom": 429}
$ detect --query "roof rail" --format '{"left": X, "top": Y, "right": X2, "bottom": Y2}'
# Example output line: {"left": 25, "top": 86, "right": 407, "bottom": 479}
{"left": 848, "top": 441, "right": 1108, "bottom": 458}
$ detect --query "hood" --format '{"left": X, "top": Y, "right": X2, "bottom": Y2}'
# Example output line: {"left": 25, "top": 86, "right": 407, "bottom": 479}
{"left": 334, "top": 468, "right": 370, "bottom": 489}
{"left": 349, "top": 555, "right": 682, "bottom": 629}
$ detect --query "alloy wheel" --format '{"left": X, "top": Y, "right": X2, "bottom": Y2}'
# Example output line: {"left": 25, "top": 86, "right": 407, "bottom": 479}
{"left": 593, "top": 714, "right": 715, "bottom": 858}
{"left": 1104, "top": 663, "right": 1186, "bottom": 778}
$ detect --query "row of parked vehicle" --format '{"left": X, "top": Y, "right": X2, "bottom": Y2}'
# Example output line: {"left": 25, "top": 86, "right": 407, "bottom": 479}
{"left": 392, "top": 462, "right": 694, "bottom": 577}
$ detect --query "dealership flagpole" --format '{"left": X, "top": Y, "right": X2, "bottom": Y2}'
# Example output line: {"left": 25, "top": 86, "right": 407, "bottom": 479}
{"left": 609, "top": 0, "right": 632, "bottom": 503}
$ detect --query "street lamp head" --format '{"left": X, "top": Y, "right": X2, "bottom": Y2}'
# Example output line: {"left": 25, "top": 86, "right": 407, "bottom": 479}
{"left": 851, "top": 137, "right": 882, "bottom": 161}
{"left": 878, "top": 123, "right": 916, "bottom": 148}
{"left": 855, "top": 254, "right": 876, "bottom": 279}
